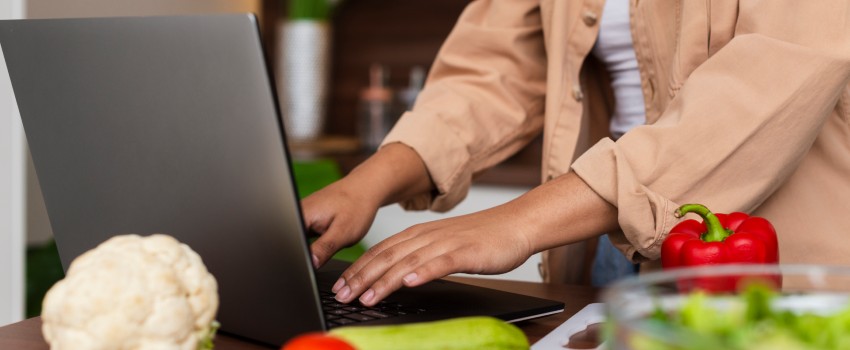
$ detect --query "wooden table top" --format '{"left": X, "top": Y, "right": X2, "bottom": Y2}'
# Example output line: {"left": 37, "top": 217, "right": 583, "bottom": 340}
{"left": 0, "top": 277, "right": 598, "bottom": 349}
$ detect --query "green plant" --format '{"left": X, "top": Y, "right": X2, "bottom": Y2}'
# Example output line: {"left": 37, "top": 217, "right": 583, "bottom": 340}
{"left": 26, "top": 240, "right": 64, "bottom": 317}
{"left": 288, "top": 0, "right": 334, "bottom": 20}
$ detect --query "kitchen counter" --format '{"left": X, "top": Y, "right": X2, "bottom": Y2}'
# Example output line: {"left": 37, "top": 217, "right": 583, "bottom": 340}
{"left": 0, "top": 277, "right": 599, "bottom": 349}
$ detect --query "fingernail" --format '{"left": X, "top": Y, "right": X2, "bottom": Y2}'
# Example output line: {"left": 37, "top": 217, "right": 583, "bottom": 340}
{"left": 336, "top": 286, "right": 351, "bottom": 302}
{"left": 312, "top": 254, "right": 319, "bottom": 269}
{"left": 332, "top": 278, "right": 345, "bottom": 293}
{"left": 360, "top": 289, "right": 375, "bottom": 304}
{"left": 403, "top": 272, "right": 418, "bottom": 285}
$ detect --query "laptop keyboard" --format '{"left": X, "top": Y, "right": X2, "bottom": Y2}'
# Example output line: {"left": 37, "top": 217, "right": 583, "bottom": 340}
{"left": 319, "top": 291, "right": 426, "bottom": 328}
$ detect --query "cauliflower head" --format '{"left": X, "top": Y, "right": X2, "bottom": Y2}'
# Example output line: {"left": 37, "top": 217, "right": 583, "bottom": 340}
{"left": 42, "top": 234, "right": 219, "bottom": 350}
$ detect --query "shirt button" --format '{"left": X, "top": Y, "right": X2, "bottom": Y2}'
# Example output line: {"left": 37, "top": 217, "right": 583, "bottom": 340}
{"left": 572, "top": 85, "right": 584, "bottom": 102}
{"left": 582, "top": 10, "right": 598, "bottom": 26}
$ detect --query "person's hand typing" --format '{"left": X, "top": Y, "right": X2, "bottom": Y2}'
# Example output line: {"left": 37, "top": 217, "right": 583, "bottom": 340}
{"left": 331, "top": 205, "right": 535, "bottom": 306}
{"left": 332, "top": 172, "right": 620, "bottom": 306}
{"left": 301, "top": 143, "right": 436, "bottom": 269}
{"left": 302, "top": 179, "right": 380, "bottom": 269}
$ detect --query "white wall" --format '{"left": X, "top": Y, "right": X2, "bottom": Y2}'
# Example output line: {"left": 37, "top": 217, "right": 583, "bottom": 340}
{"left": 0, "top": 0, "right": 25, "bottom": 328}
{"left": 365, "top": 185, "right": 543, "bottom": 283}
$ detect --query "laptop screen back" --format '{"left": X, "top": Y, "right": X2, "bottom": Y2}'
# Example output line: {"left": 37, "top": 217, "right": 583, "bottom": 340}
{"left": 0, "top": 14, "right": 324, "bottom": 345}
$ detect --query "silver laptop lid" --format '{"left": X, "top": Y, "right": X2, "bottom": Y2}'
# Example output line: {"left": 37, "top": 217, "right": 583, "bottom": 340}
{"left": 0, "top": 14, "right": 324, "bottom": 345}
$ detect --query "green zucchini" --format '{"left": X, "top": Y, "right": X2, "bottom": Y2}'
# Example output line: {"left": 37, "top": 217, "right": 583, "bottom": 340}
{"left": 329, "top": 316, "right": 529, "bottom": 350}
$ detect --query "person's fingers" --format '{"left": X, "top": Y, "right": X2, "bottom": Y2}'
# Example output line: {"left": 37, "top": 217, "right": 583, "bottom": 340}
{"left": 334, "top": 223, "right": 427, "bottom": 288}
{"left": 334, "top": 232, "right": 431, "bottom": 303}
{"left": 335, "top": 239, "right": 423, "bottom": 303}
{"left": 300, "top": 198, "right": 331, "bottom": 239}
{"left": 357, "top": 245, "right": 456, "bottom": 307}
{"left": 303, "top": 191, "right": 378, "bottom": 270}
{"left": 309, "top": 220, "right": 361, "bottom": 269}
{"left": 309, "top": 232, "right": 339, "bottom": 269}
{"left": 340, "top": 226, "right": 408, "bottom": 274}
{"left": 401, "top": 252, "right": 467, "bottom": 288}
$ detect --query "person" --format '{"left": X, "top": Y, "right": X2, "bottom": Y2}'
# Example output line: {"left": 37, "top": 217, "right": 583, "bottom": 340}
{"left": 301, "top": 0, "right": 850, "bottom": 307}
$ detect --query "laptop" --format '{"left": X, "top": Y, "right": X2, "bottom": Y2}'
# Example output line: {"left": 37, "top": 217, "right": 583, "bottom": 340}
{"left": 0, "top": 14, "right": 563, "bottom": 346}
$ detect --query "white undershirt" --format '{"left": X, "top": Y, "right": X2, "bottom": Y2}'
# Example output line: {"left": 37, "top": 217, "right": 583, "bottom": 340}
{"left": 590, "top": 0, "right": 646, "bottom": 139}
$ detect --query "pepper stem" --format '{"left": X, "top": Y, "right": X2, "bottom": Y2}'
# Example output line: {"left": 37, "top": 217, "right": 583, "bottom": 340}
{"left": 674, "top": 204, "right": 730, "bottom": 242}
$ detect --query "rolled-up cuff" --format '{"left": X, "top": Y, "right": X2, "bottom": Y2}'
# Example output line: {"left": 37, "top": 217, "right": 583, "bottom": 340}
{"left": 570, "top": 138, "right": 678, "bottom": 262}
{"left": 380, "top": 111, "right": 473, "bottom": 212}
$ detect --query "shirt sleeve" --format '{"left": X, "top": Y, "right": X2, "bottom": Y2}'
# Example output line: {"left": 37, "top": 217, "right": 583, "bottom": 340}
{"left": 571, "top": 2, "right": 850, "bottom": 262}
{"left": 380, "top": 0, "right": 547, "bottom": 212}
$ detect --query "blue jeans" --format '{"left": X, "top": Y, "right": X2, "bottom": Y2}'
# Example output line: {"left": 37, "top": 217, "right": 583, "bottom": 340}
{"left": 591, "top": 234, "right": 638, "bottom": 287}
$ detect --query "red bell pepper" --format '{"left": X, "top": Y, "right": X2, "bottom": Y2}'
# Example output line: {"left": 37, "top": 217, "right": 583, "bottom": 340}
{"left": 661, "top": 204, "right": 780, "bottom": 291}
{"left": 282, "top": 333, "right": 356, "bottom": 350}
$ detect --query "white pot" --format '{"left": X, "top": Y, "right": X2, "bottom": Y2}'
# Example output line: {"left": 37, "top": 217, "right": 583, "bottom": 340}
{"left": 277, "top": 20, "right": 331, "bottom": 142}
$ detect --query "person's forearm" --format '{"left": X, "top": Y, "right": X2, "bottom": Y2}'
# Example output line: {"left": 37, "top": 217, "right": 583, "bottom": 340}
{"left": 345, "top": 142, "right": 435, "bottom": 207}
{"left": 503, "top": 171, "right": 620, "bottom": 253}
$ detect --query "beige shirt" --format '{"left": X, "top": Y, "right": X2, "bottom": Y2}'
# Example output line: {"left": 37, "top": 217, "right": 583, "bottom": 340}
{"left": 382, "top": 0, "right": 850, "bottom": 283}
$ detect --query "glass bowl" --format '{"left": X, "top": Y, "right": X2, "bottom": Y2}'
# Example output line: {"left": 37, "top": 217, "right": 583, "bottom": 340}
{"left": 602, "top": 264, "right": 850, "bottom": 350}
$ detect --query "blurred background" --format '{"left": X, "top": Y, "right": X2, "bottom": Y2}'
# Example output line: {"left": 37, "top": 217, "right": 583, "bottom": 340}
{"left": 0, "top": 0, "right": 544, "bottom": 327}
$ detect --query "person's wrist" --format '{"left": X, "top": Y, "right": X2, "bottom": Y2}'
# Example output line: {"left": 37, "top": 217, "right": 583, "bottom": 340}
{"left": 516, "top": 172, "right": 619, "bottom": 254}
{"left": 501, "top": 200, "right": 542, "bottom": 257}
{"left": 333, "top": 173, "right": 385, "bottom": 210}
{"left": 349, "top": 142, "right": 433, "bottom": 207}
